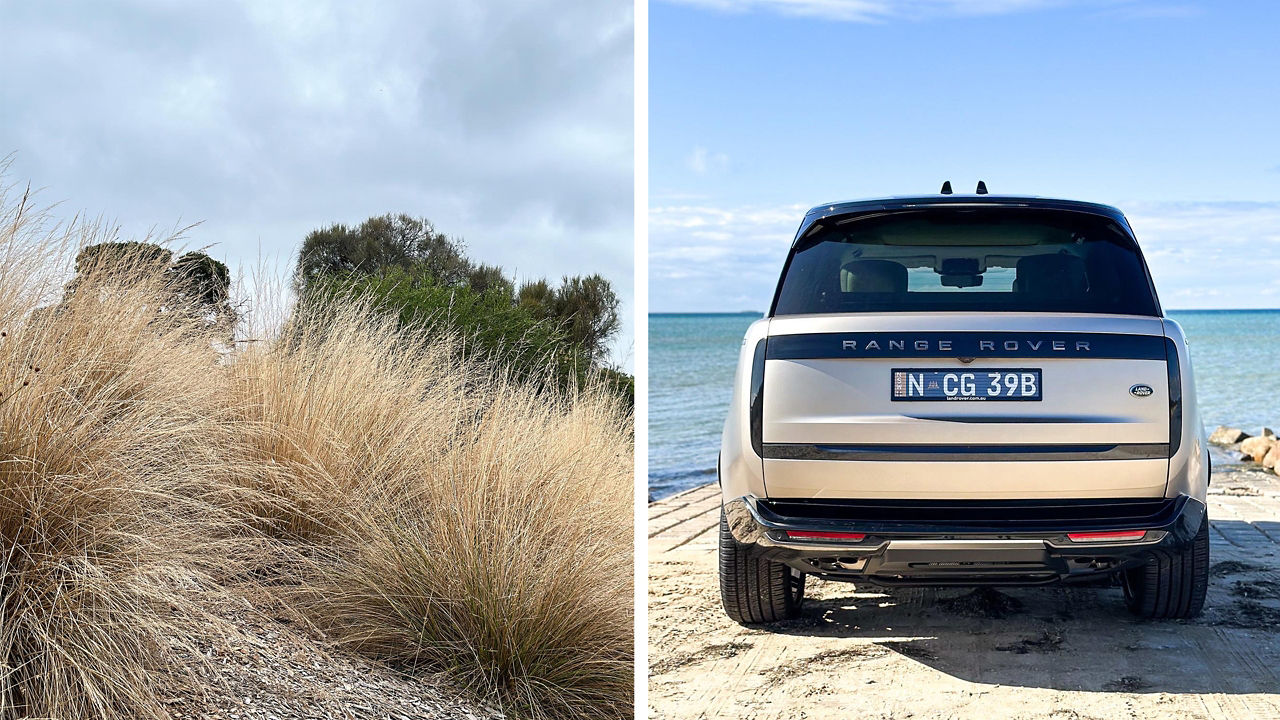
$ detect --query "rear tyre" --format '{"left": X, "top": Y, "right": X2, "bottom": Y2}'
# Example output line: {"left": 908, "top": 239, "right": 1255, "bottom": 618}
{"left": 719, "top": 509, "right": 805, "bottom": 624}
{"left": 1122, "top": 513, "right": 1209, "bottom": 619}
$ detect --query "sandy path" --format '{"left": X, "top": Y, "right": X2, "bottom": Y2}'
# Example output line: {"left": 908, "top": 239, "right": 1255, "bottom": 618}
{"left": 648, "top": 465, "right": 1280, "bottom": 719}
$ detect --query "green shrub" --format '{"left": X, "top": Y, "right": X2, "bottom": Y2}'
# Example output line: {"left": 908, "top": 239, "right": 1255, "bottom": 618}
{"left": 293, "top": 214, "right": 632, "bottom": 404}
{"left": 66, "top": 243, "right": 236, "bottom": 330}
{"left": 296, "top": 214, "right": 471, "bottom": 289}
{"left": 307, "top": 270, "right": 597, "bottom": 396}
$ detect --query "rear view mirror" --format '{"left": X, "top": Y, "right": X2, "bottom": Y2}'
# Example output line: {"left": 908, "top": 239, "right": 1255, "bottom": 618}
{"left": 939, "top": 258, "right": 982, "bottom": 288}
{"left": 940, "top": 273, "right": 983, "bottom": 288}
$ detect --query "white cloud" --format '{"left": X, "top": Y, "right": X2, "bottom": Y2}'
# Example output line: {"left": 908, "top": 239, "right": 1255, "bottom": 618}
{"left": 1125, "top": 202, "right": 1280, "bottom": 309}
{"left": 686, "top": 147, "right": 731, "bottom": 175}
{"left": 649, "top": 200, "right": 1280, "bottom": 312}
{"left": 649, "top": 203, "right": 806, "bottom": 311}
{"left": 0, "top": 0, "right": 634, "bottom": 368}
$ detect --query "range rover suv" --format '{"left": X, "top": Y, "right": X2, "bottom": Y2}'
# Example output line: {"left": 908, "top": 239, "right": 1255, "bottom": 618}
{"left": 718, "top": 191, "right": 1209, "bottom": 623}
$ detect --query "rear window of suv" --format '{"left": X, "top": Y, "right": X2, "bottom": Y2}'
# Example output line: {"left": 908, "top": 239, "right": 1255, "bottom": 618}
{"left": 771, "top": 208, "right": 1160, "bottom": 316}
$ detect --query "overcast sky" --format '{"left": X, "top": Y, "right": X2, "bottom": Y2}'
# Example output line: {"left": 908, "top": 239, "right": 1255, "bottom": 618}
{"left": 651, "top": 0, "right": 1280, "bottom": 312}
{"left": 0, "top": 0, "right": 634, "bottom": 368}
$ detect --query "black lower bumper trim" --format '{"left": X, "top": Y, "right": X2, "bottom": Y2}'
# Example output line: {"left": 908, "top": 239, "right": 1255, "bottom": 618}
{"left": 723, "top": 493, "right": 1206, "bottom": 586}
{"left": 758, "top": 496, "right": 1184, "bottom": 531}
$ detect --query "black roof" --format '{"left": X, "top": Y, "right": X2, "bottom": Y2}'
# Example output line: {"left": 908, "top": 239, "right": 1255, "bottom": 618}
{"left": 797, "top": 195, "right": 1129, "bottom": 240}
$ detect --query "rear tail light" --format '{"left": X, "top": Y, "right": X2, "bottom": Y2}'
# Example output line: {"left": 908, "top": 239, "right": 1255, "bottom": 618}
{"left": 786, "top": 530, "right": 866, "bottom": 541}
{"left": 1165, "top": 337, "right": 1182, "bottom": 456}
{"left": 1067, "top": 530, "right": 1147, "bottom": 543}
{"left": 749, "top": 339, "right": 766, "bottom": 456}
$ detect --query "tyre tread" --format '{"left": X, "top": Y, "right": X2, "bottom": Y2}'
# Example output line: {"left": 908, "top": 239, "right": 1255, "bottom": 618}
{"left": 1124, "top": 514, "right": 1209, "bottom": 619}
{"left": 718, "top": 510, "right": 803, "bottom": 624}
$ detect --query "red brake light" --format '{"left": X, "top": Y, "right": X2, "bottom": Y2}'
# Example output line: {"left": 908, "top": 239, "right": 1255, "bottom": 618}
{"left": 1067, "top": 530, "right": 1146, "bottom": 543}
{"left": 787, "top": 530, "right": 866, "bottom": 541}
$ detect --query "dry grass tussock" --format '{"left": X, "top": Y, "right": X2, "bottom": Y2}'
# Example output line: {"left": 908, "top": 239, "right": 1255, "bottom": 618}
{"left": 0, "top": 180, "right": 634, "bottom": 720}
{"left": 231, "top": 300, "right": 634, "bottom": 719}
{"left": 0, "top": 186, "right": 251, "bottom": 719}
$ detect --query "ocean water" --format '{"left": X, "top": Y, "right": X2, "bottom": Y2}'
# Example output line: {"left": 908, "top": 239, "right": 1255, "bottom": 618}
{"left": 647, "top": 309, "right": 1280, "bottom": 500}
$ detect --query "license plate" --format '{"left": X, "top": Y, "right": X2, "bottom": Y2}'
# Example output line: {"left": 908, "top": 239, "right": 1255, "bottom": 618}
{"left": 892, "top": 369, "right": 1042, "bottom": 401}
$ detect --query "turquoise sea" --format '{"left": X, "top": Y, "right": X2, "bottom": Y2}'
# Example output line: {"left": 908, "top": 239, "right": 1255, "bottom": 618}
{"left": 648, "top": 310, "right": 1280, "bottom": 500}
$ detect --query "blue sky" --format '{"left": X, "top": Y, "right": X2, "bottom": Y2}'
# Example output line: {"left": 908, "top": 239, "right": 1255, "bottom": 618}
{"left": 649, "top": 0, "right": 1280, "bottom": 312}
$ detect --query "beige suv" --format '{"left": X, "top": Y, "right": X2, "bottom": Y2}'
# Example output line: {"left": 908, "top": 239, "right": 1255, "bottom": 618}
{"left": 718, "top": 193, "right": 1209, "bottom": 624}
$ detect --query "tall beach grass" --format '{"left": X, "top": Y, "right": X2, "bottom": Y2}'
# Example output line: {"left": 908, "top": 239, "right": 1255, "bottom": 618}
{"left": 232, "top": 301, "right": 633, "bottom": 718}
{"left": 0, "top": 179, "right": 634, "bottom": 720}
{"left": 0, "top": 185, "right": 248, "bottom": 719}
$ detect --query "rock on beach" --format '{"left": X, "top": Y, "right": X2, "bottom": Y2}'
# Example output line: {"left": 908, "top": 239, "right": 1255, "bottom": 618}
{"left": 1209, "top": 426, "right": 1250, "bottom": 445}
{"left": 1265, "top": 443, "right": 1280, "bottom": 470}
{"left": 1242, "top": 435, "right": 1277, "bottom": 463}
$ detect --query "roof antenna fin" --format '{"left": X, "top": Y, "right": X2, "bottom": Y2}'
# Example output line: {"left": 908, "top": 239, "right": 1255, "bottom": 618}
{"left": 940, "top": 181, "right": 953, "bottom": 195}
{"left": 976, "top": 180, "right": 989, "bottom": 195}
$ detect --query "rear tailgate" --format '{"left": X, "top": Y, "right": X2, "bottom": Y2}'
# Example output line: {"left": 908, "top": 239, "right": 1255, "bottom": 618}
{"left": 761, "top": 313, "right": 1170, "bottom": 499}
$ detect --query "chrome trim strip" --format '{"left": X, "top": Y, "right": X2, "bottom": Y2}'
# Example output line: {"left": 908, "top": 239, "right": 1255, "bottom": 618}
{"left": 763, "top": 442, "right": 1170, "bottom": 462}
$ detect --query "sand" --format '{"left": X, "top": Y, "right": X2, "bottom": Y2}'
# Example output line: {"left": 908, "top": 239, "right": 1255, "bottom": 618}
{"left": 648, "top": 466, "right": 1280, "bottom": 719}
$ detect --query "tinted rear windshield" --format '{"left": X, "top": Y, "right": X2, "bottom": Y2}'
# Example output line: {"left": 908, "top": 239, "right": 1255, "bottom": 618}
{"left": 772, "top": 208, "right": 1159, "bottom": 316}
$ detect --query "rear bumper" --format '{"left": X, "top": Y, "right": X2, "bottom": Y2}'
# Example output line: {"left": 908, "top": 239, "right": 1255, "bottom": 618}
{"left": 723, "top": 493, "right": 1206, "bottom": 586}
